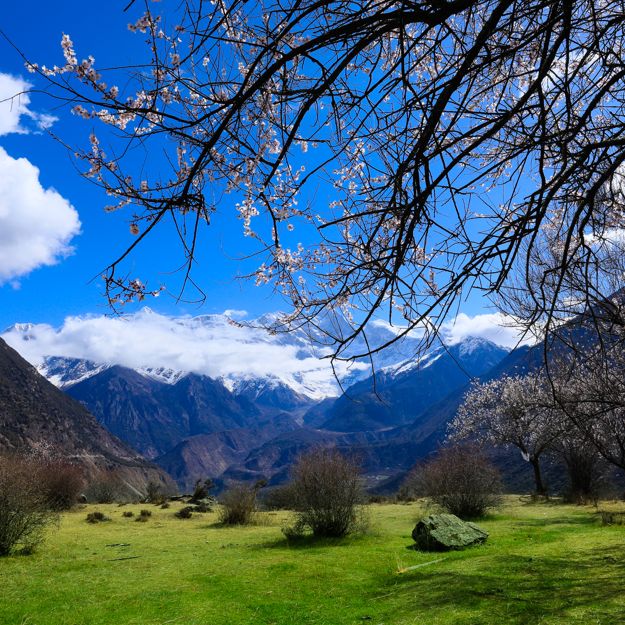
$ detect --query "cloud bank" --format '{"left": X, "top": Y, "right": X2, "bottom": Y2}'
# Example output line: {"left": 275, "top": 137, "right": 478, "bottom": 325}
{"left": 2, "top": 309, "right": 529, "bottom": 388}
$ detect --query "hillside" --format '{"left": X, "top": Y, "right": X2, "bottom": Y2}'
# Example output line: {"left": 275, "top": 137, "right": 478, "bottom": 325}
{"left": 0, "top": 338, "right": 177, "bottom": 496}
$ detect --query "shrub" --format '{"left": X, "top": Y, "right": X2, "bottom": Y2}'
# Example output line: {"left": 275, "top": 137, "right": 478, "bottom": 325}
{"left": 145, "top": 480, "right": 164, "bottom": 504}
{"left": 160, "top": 502, "right": 170, "bottom": 509}
{"left": 217, "top": 480, "right": 265, "bottom": 525}
{"left": 0, "top": 452, "right": 57, "bottom": 556}
{"left": 122, "top": 511, "right": 134, "bottom": 518}
{"left": 368, "top": 495, "right": 388, "bottom": 504}
{"left": 139, "top": 509, "right": 151, "bottom": 517}
{"left": 175, "top": 506, "right": 193, "bottom": 519}
{"left": 86, "top": 511, "right": 110, "bottom": 523}
{"left": 84, "top": 470, "right": 128, "bottom": 504}
{"left": 282, "top": 445, "right": 368, "bottom": 538}
{"left": 27, "top": 444, "right": 85, "bottom": 511}
{"left": 189, "top": 478, "right": 217, "bottom": 504}
{"left": 406, "top": 444, "right": 504, "bottom": 519}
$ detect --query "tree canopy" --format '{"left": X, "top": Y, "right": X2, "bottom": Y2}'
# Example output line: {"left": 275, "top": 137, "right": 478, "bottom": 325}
{"left": 18, "top": 0, "right": 625, "bottom": 360}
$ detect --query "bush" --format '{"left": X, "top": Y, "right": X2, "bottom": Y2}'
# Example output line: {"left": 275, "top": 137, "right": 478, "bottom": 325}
{"left": 27, "top": 444, "right": 85, "bottom": 511}
{"left": 175, "top": 506, "right": 193, "bottom": 519}
{"left": 217, "top": 480, "right": 265, "bottom": 525}
{"left": 406, "top": 445, "right": 504, "bottom": 519}
{"left": 86, "top": 511, "right": 110, "bottom": 523}
{"left": 0, "top": 452, "right": 57, "bottom": 556}
{"left": 282, "top": 445, "right": 368, "bottom": 538}
{"left": 84, "top": 470, "right": 128, "bottom": 504}
{"left": 144, "top": 480, "right": 164, "bottom": 504}
{"left": 122, "top": 511, "right": 134, "bottom": 518}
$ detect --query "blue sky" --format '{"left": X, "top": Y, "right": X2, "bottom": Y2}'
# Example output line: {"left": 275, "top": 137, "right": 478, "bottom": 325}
{"left": 0, "top": 1, "right": 286, "bottom": 330}
{"left": 0, "top": 1, "right": 509, "bottom": 348}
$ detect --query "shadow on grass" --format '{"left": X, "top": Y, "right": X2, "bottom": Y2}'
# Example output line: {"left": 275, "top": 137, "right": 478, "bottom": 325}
{"left": 511, "top": 514, "right": 598, "bottom": 528}
{"left": 374, "top": 544, "right": 625, "bottom": 624}
{"left": 253, "top": 533, "right": 372, "bottom": 551}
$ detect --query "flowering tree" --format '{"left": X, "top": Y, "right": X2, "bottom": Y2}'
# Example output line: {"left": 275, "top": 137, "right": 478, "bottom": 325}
{"left": 551, "top": 347, "right": 625, "bottom": 473}
{"left": 16, "top": 0, "right": 625, "bottom": 361}
{"left": 448, "top": 374, "right": 564, "bottom": 494}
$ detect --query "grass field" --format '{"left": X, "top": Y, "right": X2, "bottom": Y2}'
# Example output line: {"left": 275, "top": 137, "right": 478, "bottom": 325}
{"left": 1, "top": 497, "right": 625, "bottom": 625}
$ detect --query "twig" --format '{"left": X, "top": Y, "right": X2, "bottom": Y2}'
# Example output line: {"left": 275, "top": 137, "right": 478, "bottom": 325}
{"left": 106, "top": 543, "right": 130, "bottom": 547}
{"left": 106, "top": 556, "right": 141, "bottom": 562}
{"left": 397, "top": 559, "right": 444, "bottom": 574}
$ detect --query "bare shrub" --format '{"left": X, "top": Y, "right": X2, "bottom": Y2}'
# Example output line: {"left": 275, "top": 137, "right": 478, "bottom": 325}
{"left": 217, "top": 480, "right": 265, "bottom": 525}
{"left": 84, "top": 470, "right": 128, "bottom": 504}
{"left": 189, "top": 478, "right": 217, "bottom": 504}
{"left": 369, "top": 495, "right": 388, "bottom": 504}
{"left": 144, "top": 480, "right": 163, "bottom": 504}
{"left": 27, "top": 444, "right": 85, "bottom": 511}
{"left": 0, "top": 452, "right": 57, "bottom": 556}
{"left": 283, "top": 446, "right": 368, "bottom": 539}
{"left": 406, "top": 445, "right": 504, "bottom": 519}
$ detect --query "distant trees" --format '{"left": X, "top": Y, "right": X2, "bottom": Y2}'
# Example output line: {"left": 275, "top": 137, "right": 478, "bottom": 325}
{"left": 448, "top": 375, "right": 563, "bottom": 494}
{"left": 27, "top": 443, "right": 85, "bottom": 511}
{"left": 451, "top": 357, "right": 625, "bottom": 499}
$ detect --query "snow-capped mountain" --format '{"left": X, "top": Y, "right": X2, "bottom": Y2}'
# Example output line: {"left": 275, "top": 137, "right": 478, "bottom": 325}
{"left": 2, "top": 309, "right": 510, "bottom": 401}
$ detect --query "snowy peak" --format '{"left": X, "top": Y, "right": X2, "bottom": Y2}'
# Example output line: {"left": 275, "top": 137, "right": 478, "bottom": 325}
{"left": 134, "top": 366, "right": 188, "bottom": 385}
{"left": 37, "top": 356, "right": 112, "bottom": 389}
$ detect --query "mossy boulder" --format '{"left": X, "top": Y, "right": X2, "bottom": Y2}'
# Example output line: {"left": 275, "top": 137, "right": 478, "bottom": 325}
{"left": 412, "top": 514, "right": 488, "bottom": 551}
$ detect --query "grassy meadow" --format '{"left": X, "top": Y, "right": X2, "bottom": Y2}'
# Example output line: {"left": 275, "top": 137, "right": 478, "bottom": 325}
{"left": 1, "top": 497, "right": 625, "bottom": 625}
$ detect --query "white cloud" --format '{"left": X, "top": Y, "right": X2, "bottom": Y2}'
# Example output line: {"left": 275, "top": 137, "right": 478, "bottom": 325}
{"left": 1, "top": 309, "right": 363, "bottom": 385}
{"left": 1, "top": 309, "right": 531, "bottom": 397}
{"left": 0, "top": 147, "right": 81, "bottom": 283}
{"left": 441, "top": 312, "right": 535, "bottom": 349}
{"left": 0, "top": 73, "right": 57, "bottom": 136}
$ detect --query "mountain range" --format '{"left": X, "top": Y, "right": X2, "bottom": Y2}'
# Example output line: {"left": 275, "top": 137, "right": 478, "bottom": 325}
{"left": 2, "top": 313, "right": 513, "bottom": 491}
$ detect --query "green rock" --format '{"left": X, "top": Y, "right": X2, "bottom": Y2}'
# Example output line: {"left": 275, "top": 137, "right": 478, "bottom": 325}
{"left": 412, "top": 514, "right": 488, "bottom": 551}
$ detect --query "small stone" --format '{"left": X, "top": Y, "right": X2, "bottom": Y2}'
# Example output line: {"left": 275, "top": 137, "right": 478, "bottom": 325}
{"left": 412, "top": 514, "right": 488, "bottom": 551}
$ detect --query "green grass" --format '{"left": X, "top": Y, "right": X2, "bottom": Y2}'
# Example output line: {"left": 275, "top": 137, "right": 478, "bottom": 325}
{"left": 1, "top": 497, "right": 625, "bottom": 624}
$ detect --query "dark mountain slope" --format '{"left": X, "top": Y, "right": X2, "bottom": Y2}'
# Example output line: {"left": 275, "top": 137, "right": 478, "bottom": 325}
{"left": 322, "top": 338, "right": 509, "bottom": 432}
{"left": 66, "top": 368, "right": 266, "bottom": 459}
{"left": 0, "top": 338, "right": 177, "bottom": 495}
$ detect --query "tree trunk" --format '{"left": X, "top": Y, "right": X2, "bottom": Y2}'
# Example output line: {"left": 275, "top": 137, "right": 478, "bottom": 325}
{"left": 530, "top": 457, "right": 545, "bottom": 494}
